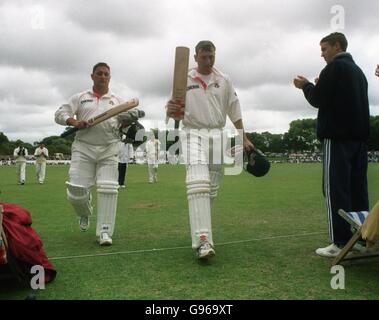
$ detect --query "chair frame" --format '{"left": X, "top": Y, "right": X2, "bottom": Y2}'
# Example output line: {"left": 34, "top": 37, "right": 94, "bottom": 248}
{"left": 332, "top": 209, "right": 379, "bottom": 265}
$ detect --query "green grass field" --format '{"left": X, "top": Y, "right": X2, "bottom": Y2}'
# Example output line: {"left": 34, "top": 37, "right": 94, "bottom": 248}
{"left": 0, "top": 163, "right": 379, "bottom": 300}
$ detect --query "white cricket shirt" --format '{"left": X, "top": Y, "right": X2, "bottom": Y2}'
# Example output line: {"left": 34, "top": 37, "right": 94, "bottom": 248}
{"left": 182, "top": 68, "right": 242, "bottom": 129}
{"left": 55, "top": 89, "right": 123, "bottom": 146}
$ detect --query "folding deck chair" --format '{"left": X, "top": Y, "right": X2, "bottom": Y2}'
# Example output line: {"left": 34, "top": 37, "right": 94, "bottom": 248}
{"left": 0, "top": 204, "right": 12, "bottom": 281}
{"left": 332, "top": 208, "right": 379, "bottom": 266}
{"left": 0, "top": 205, "right": 7, "bottom": 265}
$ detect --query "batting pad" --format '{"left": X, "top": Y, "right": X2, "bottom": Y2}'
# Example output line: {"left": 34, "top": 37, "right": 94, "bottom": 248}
{"left": 209, "top": 164, "right": 222, "bottom": 207}
{"left": 186, "top": 164, "right": 212, "bottom": 249}
{"left": 66, "top": 182, "right": 93, "bottom": 218}
{"left": 96, "top": 180, "right": 118, "bottom": 237}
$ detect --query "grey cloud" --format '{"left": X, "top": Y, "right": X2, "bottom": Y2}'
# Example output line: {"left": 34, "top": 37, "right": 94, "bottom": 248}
{"left": 211, "top": 0, "right": 379, "bottom": 32}
{"left": 0, "top": 0, "right": 378, "bottom": 143}
{"left": 0, "top": 67, "right": 63, "bottom": 106}
{"left": 64, "top": 0, "right": 164, "bottom": 37}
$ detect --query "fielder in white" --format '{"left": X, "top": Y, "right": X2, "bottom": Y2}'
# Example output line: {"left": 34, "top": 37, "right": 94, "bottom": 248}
{"left": 166, "top": 41, "right": 254, "bottom": 259}
{"left": 118, "top": 139, "right": 134, "bottom": 188}
{"left": 34, "top": 144, "right": 48, "bottom": 184}
{"left": 55, "top": 62, "right": 134, "bottom": 246}
{"left": 13, "top": 144, "right": 28, "bottom": 185}
{"left": 145, "top": 134, "right": 161, "bottom": 183}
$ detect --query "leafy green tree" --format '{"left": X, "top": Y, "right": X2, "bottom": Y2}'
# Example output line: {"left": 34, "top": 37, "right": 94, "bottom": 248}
{"left": 284, "top": 118, "right": 319, "bottom": 152}
{"left": 0, "top": 132, "right": 9, "bottom": 144}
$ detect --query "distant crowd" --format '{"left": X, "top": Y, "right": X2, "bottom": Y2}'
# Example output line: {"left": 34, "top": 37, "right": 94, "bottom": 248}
{"left": 1, "top": 151, "right": 379, "bottom": 166}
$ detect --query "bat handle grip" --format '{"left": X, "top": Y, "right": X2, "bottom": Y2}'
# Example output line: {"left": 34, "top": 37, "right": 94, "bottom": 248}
{"left": 61, "top": 127, "right": 79, "bottom": 138}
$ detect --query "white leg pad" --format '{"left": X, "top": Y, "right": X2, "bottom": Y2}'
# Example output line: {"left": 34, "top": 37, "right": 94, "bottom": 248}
{"left": 154, "top": 165, "right": 158, "bottom": 182}
{"left": 66, "top": 182, "right": 93, "bottom": 218}
{"left": 96, "top": 180, "right": 118, "bottom": 237}
{"left": 209, "top": 164, "right": 222, "bottom": 208}
{"left": 148, "top": 164, "right": 154, "bottom": 182}
{"left": 186, "top": 164, "right": 212, "bottom": 249}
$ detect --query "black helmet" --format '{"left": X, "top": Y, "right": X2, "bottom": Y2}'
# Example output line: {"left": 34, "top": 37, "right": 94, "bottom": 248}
{"left": 244, "top": 148, "right": 270, "bottom": 177}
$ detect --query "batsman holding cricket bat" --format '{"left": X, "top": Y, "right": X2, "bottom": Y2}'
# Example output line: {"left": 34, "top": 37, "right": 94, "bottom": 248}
{"left": 166, "top": 41, "right": 254, "bottom": 260}
{"left": 55, "top": 62, "right": 140, "bottom": 246}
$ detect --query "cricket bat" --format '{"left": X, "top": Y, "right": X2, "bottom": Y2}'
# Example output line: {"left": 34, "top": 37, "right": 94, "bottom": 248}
{"left": 172, "top": 46, "right": 190, "bottom": 130}
{"left": 61, "top": 97, "right": 139, "bottom": 138}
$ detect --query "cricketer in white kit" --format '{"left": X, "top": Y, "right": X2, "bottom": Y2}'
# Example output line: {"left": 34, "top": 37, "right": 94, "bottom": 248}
{"left": 13, "top": 145, "right": 28, "bottom": 185}
{"left": 34, "top": 144, "right": 48, "bottom": 184}
{"left": 145, "top": 135, "right": 161, "bottom": 183}
{"left": 118, "top": 140, "right": 134, "bottom": 188}
{"left": 166, "top": 41, "right": 254, "bottom": 259}
{"left": 55, "top": 62, "right": 133, "bottom": 246}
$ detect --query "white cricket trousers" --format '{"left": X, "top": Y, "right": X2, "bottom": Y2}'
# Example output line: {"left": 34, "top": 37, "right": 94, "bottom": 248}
{"left": 16, "top": 161, "right": 26, "bottom": 184}
{"left": 35, "top": 162, "right": 46, "bottom": 183}
{"left": 69, "top": 140, "right": 119, "bottom": 236}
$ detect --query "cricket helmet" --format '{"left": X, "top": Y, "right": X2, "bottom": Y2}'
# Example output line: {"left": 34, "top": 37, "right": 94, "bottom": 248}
{"left": 244, "top": 147, "right": 270, "bottom": 177}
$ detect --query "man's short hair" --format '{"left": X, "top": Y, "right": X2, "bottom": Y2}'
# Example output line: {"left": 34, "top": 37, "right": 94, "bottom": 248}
{"left": 195, "top": 40, "right": 216, "bottom": 54}
{"left": 320, "top": 32, "right": 348, "bottom": 51}
{"left": 92, "top": 62, "right": 110, "bottom": 74}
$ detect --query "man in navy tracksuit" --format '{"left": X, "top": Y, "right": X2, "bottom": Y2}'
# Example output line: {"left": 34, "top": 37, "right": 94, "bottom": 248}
{"left": 294, "top": 32, "right": 370, "bottom": 257}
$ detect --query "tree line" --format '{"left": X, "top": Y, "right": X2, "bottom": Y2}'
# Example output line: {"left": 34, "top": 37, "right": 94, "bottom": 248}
{"left": 1, "top": 116, "right": 379, "bottom": 156}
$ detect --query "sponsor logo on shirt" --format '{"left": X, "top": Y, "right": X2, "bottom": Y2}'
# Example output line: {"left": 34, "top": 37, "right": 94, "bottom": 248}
{"left": 80, "top": 99, "right": 94, "bottom": 105}
{"left": 187, "top": 85, "right": 200, "bottom": 91}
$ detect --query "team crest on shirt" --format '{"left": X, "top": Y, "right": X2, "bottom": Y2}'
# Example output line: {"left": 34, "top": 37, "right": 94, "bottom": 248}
{"left": 109, "top": 101, "right": 115, "bottom": 106}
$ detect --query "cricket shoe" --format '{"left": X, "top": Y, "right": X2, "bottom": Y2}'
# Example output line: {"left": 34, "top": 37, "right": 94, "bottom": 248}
{"left": 79, "top": 216, "right": 90, "bottom": 232}
{"left": 197, "top": 235, "right": 215, "bottom": 260}
{"left": 315, "top": 243, "right": 366, "bottom": 258}
{"left": 99, "top": 232, "right": 112, "bottom": 246}
{"left": 315, "top": 243, "right": 341, "bottom": 258}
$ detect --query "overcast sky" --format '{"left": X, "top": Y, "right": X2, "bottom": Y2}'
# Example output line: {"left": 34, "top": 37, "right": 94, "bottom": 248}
{"left": 0, "top": 0, "right": 378, "bottom": 143}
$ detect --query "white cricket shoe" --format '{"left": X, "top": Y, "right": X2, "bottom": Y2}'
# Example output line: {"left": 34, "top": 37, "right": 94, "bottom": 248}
{"left": 316, "top": 243, "right": 367, "bottom": 258}
{"left": 99, "top": 232, "right": 112, "bottom": 246}
{"left": 315, "top": 243, "right": 341, "bottom": 258}
{"left": 79, "top": 216, "right": 90, "bottom": 232}
{"left": 197, "top": 235, "right": 215, "bottom": 260}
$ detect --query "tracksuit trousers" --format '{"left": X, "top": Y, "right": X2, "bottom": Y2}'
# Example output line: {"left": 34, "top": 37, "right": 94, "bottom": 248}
{"left": 322, "top": 139, "right": 369, "bottom": 246}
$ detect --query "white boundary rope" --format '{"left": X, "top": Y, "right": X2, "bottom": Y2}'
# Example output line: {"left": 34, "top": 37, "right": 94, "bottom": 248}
{"left": 50, "top": 231, "right": 327, "bottom": 261}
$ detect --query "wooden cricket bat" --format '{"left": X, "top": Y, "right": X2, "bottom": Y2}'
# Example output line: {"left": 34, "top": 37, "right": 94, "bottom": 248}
{"left": 61, "top": 97, "right": 139, "bottom": 138}
{"left": 172, "top": 46, "right": 190, "bottom": 129}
